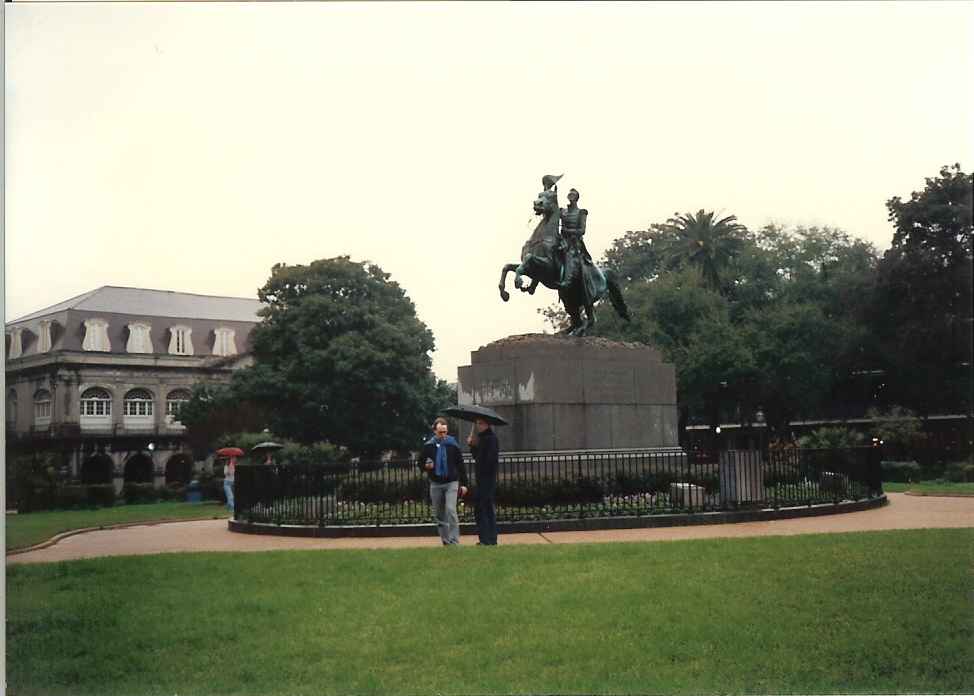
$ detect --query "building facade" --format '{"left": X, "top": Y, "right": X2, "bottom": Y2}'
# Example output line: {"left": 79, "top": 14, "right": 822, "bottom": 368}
{"left": 4, "top": 286, "right": 263, "bottom": 491}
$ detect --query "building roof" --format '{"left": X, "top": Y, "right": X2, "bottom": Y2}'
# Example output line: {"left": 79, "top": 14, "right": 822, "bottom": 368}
{"left": 9, "top": 286, "right": 265, "bottom": 324}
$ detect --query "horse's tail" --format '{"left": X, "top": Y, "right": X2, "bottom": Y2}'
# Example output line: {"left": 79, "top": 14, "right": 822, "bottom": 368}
{"left": 604, "top": 269, "right": 632, "bottom": 322}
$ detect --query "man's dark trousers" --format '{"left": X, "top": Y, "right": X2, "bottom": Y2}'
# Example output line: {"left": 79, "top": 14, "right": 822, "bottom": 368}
{"left": 475, "top": 476, "right": 498, "bottom": 545}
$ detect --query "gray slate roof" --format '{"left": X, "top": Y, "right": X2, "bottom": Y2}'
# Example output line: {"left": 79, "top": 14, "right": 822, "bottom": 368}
{"left": 9, "top": 286, "right": 264, "bottom": 324}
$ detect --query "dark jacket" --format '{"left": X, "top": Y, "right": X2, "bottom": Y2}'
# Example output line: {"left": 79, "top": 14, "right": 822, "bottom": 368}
{"left": 420, "top": 435, "right": 468, "bottom": 485}
{"left": 469, "top": 427, "right": 499, "bottom": 483}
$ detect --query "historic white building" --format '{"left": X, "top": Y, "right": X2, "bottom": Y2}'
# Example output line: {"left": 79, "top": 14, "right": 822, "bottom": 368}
{"left": 4, "top": 286, "right": 263, "bottom": 489}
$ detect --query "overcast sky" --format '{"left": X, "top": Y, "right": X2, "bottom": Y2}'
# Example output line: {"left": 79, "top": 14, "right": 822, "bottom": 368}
{"left": 4, "top": 1, "right": 972, "bottom": 381}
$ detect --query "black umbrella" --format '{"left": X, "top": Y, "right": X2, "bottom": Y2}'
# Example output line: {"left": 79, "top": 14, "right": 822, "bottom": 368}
{"left": 441, "top": 404, "right": 509, "bottom": 426}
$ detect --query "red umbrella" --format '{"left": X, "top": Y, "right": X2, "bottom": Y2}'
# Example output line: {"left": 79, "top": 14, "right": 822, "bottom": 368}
{"left": 215, "top": 447, "right": 244, "bottom": 457}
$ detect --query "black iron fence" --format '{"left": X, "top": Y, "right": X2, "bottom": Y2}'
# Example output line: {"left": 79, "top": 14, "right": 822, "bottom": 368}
{"left": 234, "top": 447, "right": 883, "bottom": 527}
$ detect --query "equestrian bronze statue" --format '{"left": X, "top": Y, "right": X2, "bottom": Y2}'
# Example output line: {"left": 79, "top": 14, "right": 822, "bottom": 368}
{"left": 499, "top": 175, "right": 631, "bottom": 336}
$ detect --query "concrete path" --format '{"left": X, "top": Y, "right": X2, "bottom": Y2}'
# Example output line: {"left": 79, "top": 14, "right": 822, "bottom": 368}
{"left": 7, "top": 493, "right": 973, "bottom": 565}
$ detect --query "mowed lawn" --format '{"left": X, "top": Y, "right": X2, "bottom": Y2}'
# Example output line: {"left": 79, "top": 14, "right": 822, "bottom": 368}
{"left": 882, "top": 481, "right": 974, "bottom": 496}
{"left": 5, "top": 502, "right": 228, "bottom": 551}
{"left": 6, "top": 528, "right": 972, "bottom": 696}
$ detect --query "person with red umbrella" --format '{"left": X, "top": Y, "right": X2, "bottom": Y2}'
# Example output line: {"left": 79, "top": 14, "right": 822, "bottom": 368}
{"left": 215, "top": 447, "right": 243, "bottom": 513}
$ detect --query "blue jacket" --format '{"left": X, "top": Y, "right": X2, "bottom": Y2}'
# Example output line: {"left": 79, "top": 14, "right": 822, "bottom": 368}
{"left": 420, "top": 435, "right": 468, "bottom": 485}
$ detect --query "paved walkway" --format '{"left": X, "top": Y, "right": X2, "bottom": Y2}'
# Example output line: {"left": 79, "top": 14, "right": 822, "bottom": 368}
{"left": 7, "top": 493, "right": 973, "bottom": 565}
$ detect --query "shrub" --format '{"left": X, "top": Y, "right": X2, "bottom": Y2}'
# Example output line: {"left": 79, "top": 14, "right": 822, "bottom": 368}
{"left": 355, "top": 460, "right": 385, "bottom": 473}
{"left": 881, "top": 460, "right": 921, "bottom": 483}
{"left": 10, "top": 453, "right": 61, "bottom": 512}
{"left": 339, "top": 478, "right": 426, "bottom": 504}
{"left": 157, "top": 483, "right": 186, "bottom": 502}
{"left": 122, "top": 483, "right": 159, "bottom": 505}
{"left": 55, "top": 485, "right": 90, "bottom": 510}
{"left": 764, "top": 465, "right": 802, "bottom": 487}
{"left": 496, "top": 477, "right": 604, "bottom": 508}
{"left": 818, "top": 472, "right": 848, "bottom": 497}
{"left": 867, "top": 405, "right": 923, "bottom": 449}
{"left": 196, "top": 472, "right": 226, "bottom": 501}
{"left": 798, "top": 426, "right": 864, "bottom": 450}
{"left": 689, "top": 471, "right": 719, "bottom": 494}
{"left": 86, "top": 484, "right": 116, "bottom": 508}
{"left": 944, "top": 461, "right": 974, "bottom": 483}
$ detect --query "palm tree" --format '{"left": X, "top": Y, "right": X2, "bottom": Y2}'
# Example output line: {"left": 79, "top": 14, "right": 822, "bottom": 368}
{"left": 658, "top": 209, "right": 747, "bottom": 292}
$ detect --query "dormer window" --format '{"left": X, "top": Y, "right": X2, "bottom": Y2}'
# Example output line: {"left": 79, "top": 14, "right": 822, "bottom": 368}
{"left": 6, "top": 389, "right": 17, "bottom": 428}
{"left": 34, "top": 389, "right": 52, "bottom": 428}
{"left": 38, "top": 320, "right": 53, "bottom": 353}
{"left": 168, "top": 325, "right": 194, "bottom": 356}
{"left": 213, "top": 327, "right": 238, "bottom": 357}
{"left": 126, "top": 322, "right": 153, "bottom": 354}
{"left": 82, "top": 318, "right": 111, "bottom": 352}
{"left": 6, "top": 328, "right": 23, "bottom": 359}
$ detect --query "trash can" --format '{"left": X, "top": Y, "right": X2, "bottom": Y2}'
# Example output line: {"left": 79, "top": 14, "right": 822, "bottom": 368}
{"left": 186, "top": 479, "right": 203, "bottom": 503}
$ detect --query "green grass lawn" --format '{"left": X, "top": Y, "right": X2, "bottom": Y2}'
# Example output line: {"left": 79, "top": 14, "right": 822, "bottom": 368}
{"left": 4, "top": 502, "right": 228, "bottom": 551}
{"left": 883, "top": 481, "right": 974, "bottom": 496}
{"left": 6, "top": 528, "right": 972, "bottom": 696}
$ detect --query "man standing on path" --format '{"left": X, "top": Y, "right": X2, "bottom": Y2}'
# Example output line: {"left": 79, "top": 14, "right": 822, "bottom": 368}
{"left": 468, "top": 417, "right": 500, "bottom": 546}
{"left": 420, "top": 418, "right": 469, "bottom": 545}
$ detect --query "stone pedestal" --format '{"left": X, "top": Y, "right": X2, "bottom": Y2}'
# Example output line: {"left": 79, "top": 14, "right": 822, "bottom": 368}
{"left": 457, "top": 334, "right": 679, "bottom": 452}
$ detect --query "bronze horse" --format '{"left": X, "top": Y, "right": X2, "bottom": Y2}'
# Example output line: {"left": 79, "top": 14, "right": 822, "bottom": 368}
{"left": 498, "top": 186, "right": 630, "bottom": 336}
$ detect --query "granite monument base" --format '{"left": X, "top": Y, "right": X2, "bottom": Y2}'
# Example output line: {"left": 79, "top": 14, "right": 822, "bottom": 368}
{"left": 457, "top": 334, "right": 679, "bottom": 452}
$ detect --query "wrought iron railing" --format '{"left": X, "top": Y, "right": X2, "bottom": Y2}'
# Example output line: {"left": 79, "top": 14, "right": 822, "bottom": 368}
{"left": 233, "top": 447, "right": 884, "bottom": 527}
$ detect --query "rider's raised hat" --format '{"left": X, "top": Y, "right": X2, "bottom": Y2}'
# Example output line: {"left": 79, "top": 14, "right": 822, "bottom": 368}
{"left": 542, "top": 174, "right": 563, "bottom": 190}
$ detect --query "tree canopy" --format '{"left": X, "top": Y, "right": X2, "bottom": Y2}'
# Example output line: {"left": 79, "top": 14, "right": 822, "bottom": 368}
{"left": 870, "top": 164, "right": 973, "bottom": 414}
{"left": 554, "top": 214, "right": 883, "bottom": 434}
{"left": 183, "top": 257, "right": 453, "bottom": 456}
{"left": 556, "top": 166, "right": 972, "bottom": 434}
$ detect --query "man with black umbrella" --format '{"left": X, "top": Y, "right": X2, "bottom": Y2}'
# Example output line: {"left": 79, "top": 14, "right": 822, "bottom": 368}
{"left": 467, "top": 418, "right": 500, "bottom": 546}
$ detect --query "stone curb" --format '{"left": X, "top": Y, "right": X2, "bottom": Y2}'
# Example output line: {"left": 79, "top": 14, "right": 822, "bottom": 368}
{"left": 6, "top": 515, "right": 229, "bottom": 556}
{"left": 903, "top": 491, "right": 974, "bottom": 498}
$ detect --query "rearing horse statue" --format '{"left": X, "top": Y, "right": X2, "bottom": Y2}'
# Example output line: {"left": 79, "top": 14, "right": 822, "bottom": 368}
{"left": 499, "top": 178, "right": 631, "bottom": 336}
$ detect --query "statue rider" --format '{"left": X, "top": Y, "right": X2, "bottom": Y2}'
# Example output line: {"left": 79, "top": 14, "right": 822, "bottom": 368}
{"left": 558, "top": 188, "right": 596, "bottom": 304}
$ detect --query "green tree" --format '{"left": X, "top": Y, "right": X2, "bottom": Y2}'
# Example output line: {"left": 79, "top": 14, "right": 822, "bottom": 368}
{"left": 235, "top": 257, "right": 451, "bottom": 455}
{"left": 871, "top": 164, "right": 973, "bottom": 414}
{"left": 177, "top": 384, "right": 269, "bottom": 459}
{"left": 866, "top": 405, "right": 922, "bottom": 449}
{"left": 569, "top": 218, "right": 880, "bottom": 437}
{"left": 743, "top": 300, "right": 860, "bottom": 432}
{"left": 656, "top": 210, "right": 747, "bottom": 292}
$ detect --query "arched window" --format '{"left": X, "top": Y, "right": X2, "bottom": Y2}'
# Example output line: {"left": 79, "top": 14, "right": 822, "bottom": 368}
{"left": 80, "top": 387, "right": 112, "bottom": 431}
{"left": 80, "top": 388, "right": 112, "bottom": 416}
{"left": 6, "top": 389, "right": 17, "bottom": 428}
{"left": 166, "top": 389, "right": 192, "bottom": 427}
{"left": 34, "top": 389, "right": 52, "bottom": 428}
{"left": 123, "top": 388, "right": 155, "bottom": 430}
{"left": 123, "top": 388, "right": 154, "bottom": 417}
